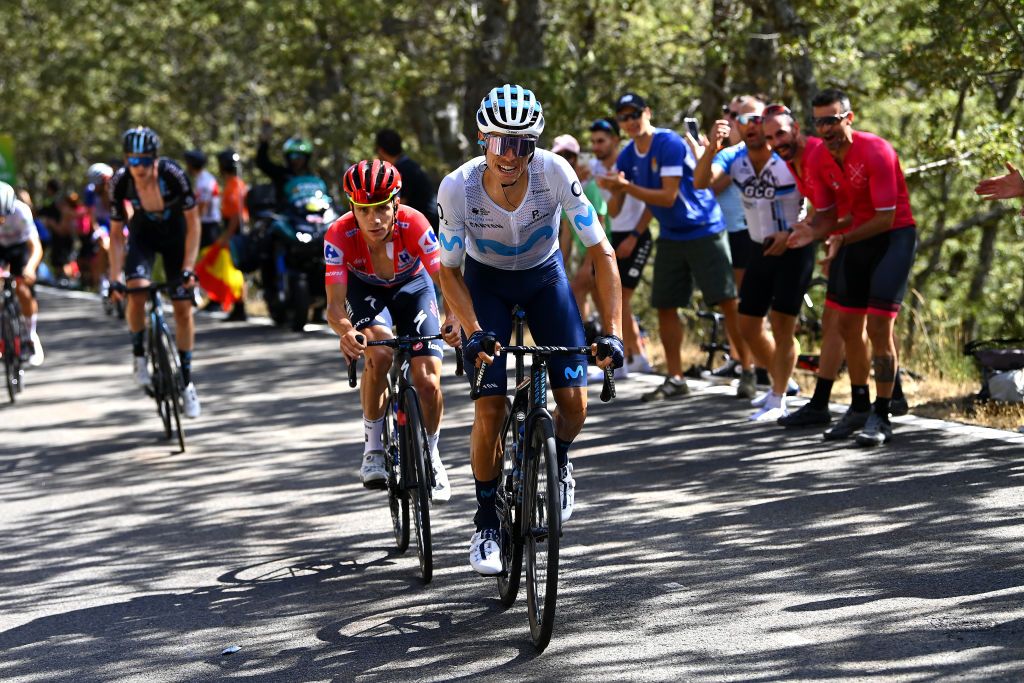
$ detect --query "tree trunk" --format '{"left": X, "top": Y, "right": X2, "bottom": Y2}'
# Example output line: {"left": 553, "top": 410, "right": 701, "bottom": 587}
{"left": 768, "top": 0, "right": 817, "bottom": 123}
{"left": 513, "top": 0, "right": 545, "bottom": 72}
{"left": 462, "top": 0, "right": 510, "bottom": 147}
{"left": 699, "top": 0, "right": 737, "bottom": 124}
{"left": 962, "top": 221, "right": 1000, "bottom": 339}
{"left": 744, "top": 4, "right": 780, "bottom": 98}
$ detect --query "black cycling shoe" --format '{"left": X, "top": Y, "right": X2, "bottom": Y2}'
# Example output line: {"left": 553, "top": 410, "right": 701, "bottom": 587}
{"left": 855, "top": 412, "right": 893, "bottom": 446}
{"left": 822, "top": 408, "right": 870, "bottom": 441}
{"left": 777, "top": 403, "right": 832, "bottom": 428}
{"left": 890, "top": 396, "right": 909, "bottom": 417}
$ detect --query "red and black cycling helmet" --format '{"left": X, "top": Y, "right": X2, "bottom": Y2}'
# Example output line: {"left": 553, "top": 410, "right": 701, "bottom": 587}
{"left": 342, "top": 159, "right": 402, "bottom": 207}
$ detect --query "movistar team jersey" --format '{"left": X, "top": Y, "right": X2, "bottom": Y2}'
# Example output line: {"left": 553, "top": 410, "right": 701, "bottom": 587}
{"left": 713, "top": 145, "right": 805, "bottom": 243}
{"left": 437, "top": 149, "right": 605, "bottom": 270}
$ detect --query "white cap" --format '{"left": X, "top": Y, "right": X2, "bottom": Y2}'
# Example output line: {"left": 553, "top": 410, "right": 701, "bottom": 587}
{"left": 551, "top": 134, "right": 581, "bottom": 155}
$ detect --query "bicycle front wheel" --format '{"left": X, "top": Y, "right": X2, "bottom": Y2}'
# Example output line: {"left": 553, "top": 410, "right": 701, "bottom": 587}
{"left": 524, "top": 416, "right": 560, "bottom": 651}
{"left": 384, "top": 406, "right": 410, "bottom": 553}
{"left": 400, "top": 388, "right": 432, "bottom": 583}
{"left": 155, "top": 323, "right": 186, "bottom": 453}
{"left": 497, "top": 397, "right": 523, "bottom": 606}
{"left": 2, "top": 311, "right": 19, "bottom": 403}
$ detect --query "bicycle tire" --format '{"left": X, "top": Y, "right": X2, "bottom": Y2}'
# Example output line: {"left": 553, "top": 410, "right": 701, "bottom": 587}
{"left": 149, "top": 324, "right": 172, "bottom": 437}
{"left": 497, "top": 397, "right": 523, "bottom": 606}
{"left": 384, "top": 401, "right": 411, "bottom": 552}
{"left": 401, "top": 388, "right": 432, "bottom": 583}
{"left": 159, "top": 323, "right": 186, "bottom": 453}
{"left": 524, "top": 416, "right": 560, "bottom": 652}
{"left": 3, "top": 311, "right": 18, "bottom": 403}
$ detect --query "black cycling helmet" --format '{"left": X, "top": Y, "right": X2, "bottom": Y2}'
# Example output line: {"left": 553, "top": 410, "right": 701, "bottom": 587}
{"left": 183, "top": 149, "right": 208, "bottom": 168}
{"left": 122, "top": 126, "right": 160, "bottom": 154}
{"left": 217, "top": 148, "right": 240, "bottom": 174}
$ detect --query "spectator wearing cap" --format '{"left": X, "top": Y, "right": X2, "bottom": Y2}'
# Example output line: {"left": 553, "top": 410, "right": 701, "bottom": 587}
{"left": 598, "top": 92, "right": 741, "bottom": 402}
{"left": 184, "top": 149, "right": 222, "bottom": 250}
{"left": 376, "top": 129, "right": 439, "bottom": 230}
{"left": 217, "top": 148, "right": 249, "bottom": 321}
{"left": 588, "top": 117, "right": 654, "bottom": 374}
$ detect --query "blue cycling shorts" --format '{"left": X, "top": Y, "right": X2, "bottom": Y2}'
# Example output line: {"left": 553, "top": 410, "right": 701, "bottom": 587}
{"left": 346, "top": 270, "right": 443, "bottom": 359}
{"left": 464, "top": 251, "right": 587, "bottom": 397}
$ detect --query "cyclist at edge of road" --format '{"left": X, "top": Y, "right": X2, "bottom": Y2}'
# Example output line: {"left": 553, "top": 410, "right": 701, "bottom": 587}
{"left": 437, "top": 84, "right": 625, "bottom": 576}
{"left": 0, "top": 181, "right": 45, "bottom": 367}
{"left": 325, "top": 159, "right": 457, "bottom": 502}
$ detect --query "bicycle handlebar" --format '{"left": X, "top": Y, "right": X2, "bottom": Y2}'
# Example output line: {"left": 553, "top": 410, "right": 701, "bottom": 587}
{"left": 346, "top": 332, "right": 464, "bottom": 388}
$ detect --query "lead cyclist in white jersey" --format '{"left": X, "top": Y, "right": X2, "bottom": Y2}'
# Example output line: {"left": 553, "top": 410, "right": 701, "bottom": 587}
{"left": 437, "top": 84, "right": 625, "bottom": 576}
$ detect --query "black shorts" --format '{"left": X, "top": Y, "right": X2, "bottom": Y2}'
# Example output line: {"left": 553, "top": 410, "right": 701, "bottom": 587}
{"left": 200, "top": 221, "right": 222, "bottom": 249}
{"left": 728, "top": 229, "right": 756, "bottom": 270}
{"left": 345, "top": 269, "right": 443, "bottom": 360}
{"left": 125, "top": 214, "right": 193, "bottom": 301}
{"left": 0, "top": 241, "right": 30, "bottom": 277}
{"left": 826, "top": 226, "right": 917, "bottom": 318}
{"left": 738, "top": 243, "right": 816, "bottom": 317}
{"left": 611, "top": 230, "right": 653, "bottom": 290}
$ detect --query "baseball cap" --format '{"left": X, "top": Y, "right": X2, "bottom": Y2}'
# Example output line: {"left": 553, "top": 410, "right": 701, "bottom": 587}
{"left": 615, "top": 93, "right": 648, "bottom": 112}
{"left": 589, "top": 118, "right": 620, "bottom": 135}
{"left": 551, "top": 134, "right": 581, "bottom": 155}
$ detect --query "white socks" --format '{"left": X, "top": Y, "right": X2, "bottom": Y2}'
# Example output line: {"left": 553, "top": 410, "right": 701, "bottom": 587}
{"left": 363, "top": 416, "right": 384, "bottom": 454}
{"left": 750, "top": 393, "right": 788, "bottom": 421}
{"left": 427, "top": 432, "right": 440, "bottom": 459}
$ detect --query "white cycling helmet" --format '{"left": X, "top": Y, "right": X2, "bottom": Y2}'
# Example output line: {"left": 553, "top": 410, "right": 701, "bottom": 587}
{"left": 476, "top": 84, "right": 545, "bottom": 139}
{"left": 0, "top": 181, "right": 16, "bottom": 215}
{"left": 87, "top": 162, "right": 114, "bottom": 184}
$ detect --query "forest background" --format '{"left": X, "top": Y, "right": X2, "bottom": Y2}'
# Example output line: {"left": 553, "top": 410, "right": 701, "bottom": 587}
{"left": 2, "top": 0, "right": 1023, "bottom": 415}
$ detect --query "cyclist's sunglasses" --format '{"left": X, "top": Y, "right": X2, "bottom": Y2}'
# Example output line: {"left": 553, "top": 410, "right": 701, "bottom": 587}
{"left": 763, "top": 104, "right": 792, "bottom": 117}
{"left": 127, "top": 155, "right": 155, "bottom": 168}
{"left": 616, "top": 109, "right": 644, "bottom": 122}
{"left": 736, "top": 113, "right": 764, "bottom": 125}
{"left": 813, "top": 111, "right": 852, "bottom": 128}
{"left": 483, "top": 135, "right": 537, "bottom": 158}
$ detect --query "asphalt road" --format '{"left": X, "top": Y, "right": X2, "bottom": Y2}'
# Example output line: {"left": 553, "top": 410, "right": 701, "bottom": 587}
{"left": 2, "top": 288, "right": 1023, "bottom": 682}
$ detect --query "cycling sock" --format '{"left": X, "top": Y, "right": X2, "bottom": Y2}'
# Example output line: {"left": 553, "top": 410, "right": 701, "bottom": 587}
{"left": 851, "top": 384, "right": 871, "bottom": 412}
{"left": 427, "top": 432, "right": 439, "bottom": 459}
{"left": 363, "top": 416, "right": 385, "bottom": 454}
{"left": 473, "top": 475, "right": 500, "bottom": 530}
{"left": 809, "top": 378, "right": 834, "bottom": 410}
{"left": 130, "top": 330, "right": 145, "bottom": 357}
{"left": 28, "top": 314, "right": 37, "bottom": 336}
{"left": 893, "top": 370, "right": 905, "bottom": 400}
{"left": 555, "top": 437, "right": 573, "bottom": 470}
{"left": 874, "top": 396, "right": 891, "bottom": 418}
{"left": 179, "top": 350, "right": 192, "bottom": 385}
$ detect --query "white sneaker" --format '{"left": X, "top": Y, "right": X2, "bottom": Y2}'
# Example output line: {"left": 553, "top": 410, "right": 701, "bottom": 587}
{"left": 613, "top": 364, "right": 629, "bottom": 380}
{"left": 430, "top": 451, "right": 451, "bottom": 503}
{"left": 750, "top": 405, "right": 788, "bottom": 422}
{"left": 133, "top": 356, "right": 151, "bottom": 387}
{"left": 587, "top": 365, "right": 606, "bottom": 382}
{"left": 182, "top": 382, "right": 201, "bottom": 418}
{"left": 28, "top": 331, "right": 44, "bottom": 367}
{"left": 359, "top": 450, "right": 387, "bottom": 489}
{"left": 559, "top": 462, "right": 575, "bottom": 524}
{"left": 626, "top": 354, "right": 654, "bottom": 374}
{"left": 751, "top": 392, "right": 769, "bottom": 407}
{"left": 469, "top": 529, "right": 503, "bottom": 576}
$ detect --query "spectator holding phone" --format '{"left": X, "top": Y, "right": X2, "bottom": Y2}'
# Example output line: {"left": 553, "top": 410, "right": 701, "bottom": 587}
{"left": 694, "top": 98, "right": 815, "bottom": 420}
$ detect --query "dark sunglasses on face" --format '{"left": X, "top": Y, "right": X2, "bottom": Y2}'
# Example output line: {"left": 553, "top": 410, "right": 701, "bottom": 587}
{"left": 813, "top": 111, "right": 851, "bottom": 128}
{"left": 484, "top": 135, "right": 537, "bottom": 158}
{"left": 127, "top": 155, "right": 154, "bottom": 168}
{"left": 736, "top": 114, "right": 763, "bottom": 125}
{"left": 721, "top": 105, "right": 740, "bottom": 119}
{"left": 763, "top": 104, "right": 792, "bottom": 117}
{"left": 616, "top": 110, "right": 643, "bottom": 122}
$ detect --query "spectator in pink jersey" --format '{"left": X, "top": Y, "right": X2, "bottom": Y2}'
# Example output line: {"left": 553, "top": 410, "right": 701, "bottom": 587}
{"left": 788, "top": 89, "right": 917, "bottom": 447}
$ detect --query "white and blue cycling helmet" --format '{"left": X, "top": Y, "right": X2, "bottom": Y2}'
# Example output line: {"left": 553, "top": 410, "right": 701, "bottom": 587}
{"left": 476, "top": 84, "right": 545, "bottom": 139}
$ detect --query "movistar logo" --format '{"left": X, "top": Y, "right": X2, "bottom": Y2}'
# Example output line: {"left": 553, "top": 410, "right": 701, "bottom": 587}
{"left": 564, "top": 364, "right": 584, "bottom": 379}
{"left": 438, "top": 233, "right": 465, "bottom": 252}
{"left": 475, "top": 226, "right": 553, "bottom": 256}
{"left": 573, "top": 206, "right": 595, "bottom": 232}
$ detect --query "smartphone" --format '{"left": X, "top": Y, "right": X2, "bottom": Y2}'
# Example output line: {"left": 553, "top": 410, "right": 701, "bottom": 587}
{"left": 684, "top": 117, "right": 700, "bottom": 140}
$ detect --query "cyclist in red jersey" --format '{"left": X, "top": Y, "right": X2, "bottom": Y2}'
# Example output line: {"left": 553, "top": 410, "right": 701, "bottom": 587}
{"left": 325, "top": 160, "right": 458, "bottom": 500}
{"left": 788, "top": 89, "right": 917, "bottom": 447}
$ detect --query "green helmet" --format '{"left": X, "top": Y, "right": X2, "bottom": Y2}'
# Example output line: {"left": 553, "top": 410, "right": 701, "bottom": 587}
{"left": 282, "top": 137, "right": 313, "bottom": 156}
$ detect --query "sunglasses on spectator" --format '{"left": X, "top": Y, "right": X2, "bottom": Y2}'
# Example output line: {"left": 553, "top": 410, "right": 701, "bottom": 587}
{"left": 127, "top": 155, "right": 154, "bottom": 168}
{"left": 590, "top": 119, "right": 616, "bottom": 133}
{"left": 484, "top": 135, "right": 537, "bottom": 158}
{"left": 721, "top": 105, "right": 740, "bottom": 119}
{"left": 616, "top": 110, "right": 644, "bottom": 122}
{"left": 736, "top": 113, "right": 763, "bottom": 125}
{"left": 763, "top": 104, "right": 792, "bottom": 117}
{"left": 813, "top": 111, "right": 852, "bottom": 127}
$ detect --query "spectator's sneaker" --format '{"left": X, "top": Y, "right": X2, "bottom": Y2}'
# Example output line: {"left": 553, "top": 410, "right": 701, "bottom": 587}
{"left": 777, "top": 402, "right": 832, "bottom": 428}
{"left": 133, "top": 356, "right": 151, "bottom": 388}
{"left": 223, "top": 303, "right": 248, "bottom": 322}
{"left": 642, "top": 376, "right": 690, "bottom": 402}
{"left": 751, "top": 405, "right": 788, "bottom": 422}
{"left": 751, "top": 392, "right": 769, "bottom": 407}
{"left": 430, "top": 451, "right": 451, "bottom": 503}
{"left": 703, "top": 357, "right": 739, "bottom": 380}
{"left": 737, "top": 369, "right": 757, "bottom": 399}
{"left": 469, "top": 529, "right": 503, "bottom": 576}
{"left": 626, "top": 353, "right": 654, "bottom": 374}
{"left": 359, "top": 450, "right": 387, "bottom": 489}
{"left": 786, "top": 378, "right": 801, "bottom": 397}
{"left": 822, "top": 408, "right": 870, "bottom": 441}
{"left": 588, "top": 365, "right": 608, "bottom": 382}
{"left": 182, "top": 382, "right": 202, "bottom": 419}
{"left": 558, "top": 462, "right": 575, "bottom": 524}
{"left": 28, "top": 332, "right": 44, "bottom": 367}
{"left": 613, "top": 364, "right": 629, "bottom": 381}
{"left": 890, "top": 396, "right": 909, "bottom": 417}
{"left": 855, "top": 413, "right": 893, "bottom": 447}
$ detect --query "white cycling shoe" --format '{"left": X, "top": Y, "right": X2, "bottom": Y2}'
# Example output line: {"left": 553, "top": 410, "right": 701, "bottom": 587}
{"left": 559, "top": 462, "right": 575, "bottom": 524}
{"left": 469, "top": 529, "right": 503, "bottom": 576}
{"left": 133, "top": 356, "right": 151, "bottom": 387}
{"left": 360, "top": 450, "right": 387, "bottom": 489}
{"left": 183, "top": 382, "right": 201, "bottom": 419}
{"left": 430, "top": 451, "right": 451, "bottom": 503}
{"left": 28, "top": 331, "right": 44, "bottom": 367}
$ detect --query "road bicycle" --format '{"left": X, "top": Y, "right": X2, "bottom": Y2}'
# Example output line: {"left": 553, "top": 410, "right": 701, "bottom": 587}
{"left": 470, "top": 307, "right": 615, "bottom": 651}
{"left": 347, "top": 333, "right": 462, "bottom": 583}
{"left": 0, "top": 266, "right": 31, "bottom": 403}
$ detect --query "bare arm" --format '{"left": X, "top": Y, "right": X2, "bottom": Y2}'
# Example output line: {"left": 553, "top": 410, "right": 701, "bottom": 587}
{"left": 182, "top": 207, "right": 201, "bottom": 273}
{"left": 108, "top": 219, "right": 126, "bottom": 282}
{"left": 438, "top": 265, "right": 481, "bottom": 336}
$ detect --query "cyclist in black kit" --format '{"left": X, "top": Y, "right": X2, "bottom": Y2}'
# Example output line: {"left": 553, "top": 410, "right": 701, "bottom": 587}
{"left": 108, "top": 126, "right": 203, "bottom": 418}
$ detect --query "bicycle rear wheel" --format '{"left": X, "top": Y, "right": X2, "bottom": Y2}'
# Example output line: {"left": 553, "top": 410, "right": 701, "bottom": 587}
{"left": 384, "top": 405, "right": 410, "bottom": 552}
{"left": 524, "top": 416, "right": 560, "bottom": 652}
{"left": 400, "top": 388, "right": 432, "bottom": 583}
{"left": 497, "top": 397, "right": 523, "bottom": 606}
{"left": 3, "top": 311, "right": 19, "bottom": 403}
